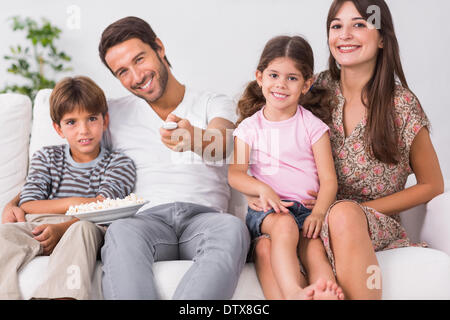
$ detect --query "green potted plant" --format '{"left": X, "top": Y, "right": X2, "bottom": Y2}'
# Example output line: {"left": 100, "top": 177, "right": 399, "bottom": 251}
{"left": 1, "top": 16, "right": 73, "bottom": 103}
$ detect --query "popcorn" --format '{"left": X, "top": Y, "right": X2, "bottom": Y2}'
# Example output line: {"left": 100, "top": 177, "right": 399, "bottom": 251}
{"left": 66, "top": 193, "right": 145, "bottom": 215}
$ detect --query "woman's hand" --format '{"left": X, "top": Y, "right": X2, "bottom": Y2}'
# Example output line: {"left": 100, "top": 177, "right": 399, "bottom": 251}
{"left": 302, "top": 190, "right": 318, "bottom": 210}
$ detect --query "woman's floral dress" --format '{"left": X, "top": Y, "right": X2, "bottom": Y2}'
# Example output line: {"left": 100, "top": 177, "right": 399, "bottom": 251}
{"left": 316, "top": 71, "right": 429, "bottom": 273}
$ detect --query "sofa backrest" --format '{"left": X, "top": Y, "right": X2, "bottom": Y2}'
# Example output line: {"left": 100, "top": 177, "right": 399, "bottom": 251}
{"left": 29, "top": 89, "right": 66, "bottom": 158}
{"left": 0, "top": 94, "right": 32, "bottom": 215}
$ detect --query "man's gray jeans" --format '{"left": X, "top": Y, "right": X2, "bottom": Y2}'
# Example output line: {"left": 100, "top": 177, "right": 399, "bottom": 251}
{"left": 101, "top": 202, "right": 250, "bottom": 299}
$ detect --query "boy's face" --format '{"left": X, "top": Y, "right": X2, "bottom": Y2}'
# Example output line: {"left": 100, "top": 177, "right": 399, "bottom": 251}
{"left": 53, "top": 107, "right": 109, "bottom": 163}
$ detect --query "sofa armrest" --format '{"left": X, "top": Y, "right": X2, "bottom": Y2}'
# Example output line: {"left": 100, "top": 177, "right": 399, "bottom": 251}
{"left": 421, "top": 181, "right": 450, "bottom": 255}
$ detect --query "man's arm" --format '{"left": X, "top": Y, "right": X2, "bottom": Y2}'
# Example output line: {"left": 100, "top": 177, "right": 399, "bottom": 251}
{"left": 199, "top": 117, "right": 235, "bottom": 161}
{"left": 160, "top": 114, "right": 235, "bottom": 161}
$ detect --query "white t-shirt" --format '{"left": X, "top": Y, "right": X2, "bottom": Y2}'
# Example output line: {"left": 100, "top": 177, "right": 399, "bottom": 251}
{"left": 105, "top": 87, "right": 237, "bottom": 213}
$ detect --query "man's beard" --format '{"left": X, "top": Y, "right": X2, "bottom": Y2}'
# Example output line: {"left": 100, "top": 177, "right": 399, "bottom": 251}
{"left": 134, "top": 57, "right": 169, "bottom": 104}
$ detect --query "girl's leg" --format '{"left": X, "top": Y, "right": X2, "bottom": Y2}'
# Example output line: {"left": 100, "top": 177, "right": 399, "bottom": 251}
{"left": 327, "top": 202, "right": 381, "bottom": 300}
{"left": 260, "top": 212, "right": 312, "bottom": 300}
{"left": 298, "top": 235, "right": 335, "bottom": 283}
{"left": 253, "top": 237, "right": 283, "bottom": 300}
{"left": 298, "top": 235, "right": 344, "bottom": 300}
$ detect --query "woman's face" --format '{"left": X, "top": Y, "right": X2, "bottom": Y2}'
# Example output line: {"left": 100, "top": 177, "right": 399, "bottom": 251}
{"left": 328, "top": 1, "right": 384, "bottom": 70}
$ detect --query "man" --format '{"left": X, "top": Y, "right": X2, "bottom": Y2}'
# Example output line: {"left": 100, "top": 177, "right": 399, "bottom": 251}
{"left": 96, "top": 16, "right": 249, "bottom": 299}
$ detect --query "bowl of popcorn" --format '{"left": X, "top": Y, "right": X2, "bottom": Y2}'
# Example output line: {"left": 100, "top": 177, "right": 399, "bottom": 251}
{"left": 66, "top": 193, "right": 148, "bottom": 224}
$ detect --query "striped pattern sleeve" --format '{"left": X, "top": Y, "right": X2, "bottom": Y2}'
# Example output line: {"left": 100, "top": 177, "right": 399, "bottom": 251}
{"left": 19, "top": 148, "right": 53, "bottom": 206}
{"left": 97, "top": 151, "right": 136, "bottom": 199}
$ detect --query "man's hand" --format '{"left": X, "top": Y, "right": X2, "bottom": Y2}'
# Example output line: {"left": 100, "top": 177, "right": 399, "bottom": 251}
{"left": 1, "top": 204, "right": 26, "bottom": 224}
{"left": 32, "top": 221, "right": 73, "bottom": 255}
{"left": 160, "top": 113, "right": 196, "bottom": 152}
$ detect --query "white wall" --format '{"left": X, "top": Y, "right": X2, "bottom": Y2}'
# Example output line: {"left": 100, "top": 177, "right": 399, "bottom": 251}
{"left": 1, "top": 0, "right": 449, "bottom": 177}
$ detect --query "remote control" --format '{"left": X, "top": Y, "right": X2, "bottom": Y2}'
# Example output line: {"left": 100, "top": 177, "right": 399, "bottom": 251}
{"left": 162, "top": 121, "right": 178, "bottom": 130}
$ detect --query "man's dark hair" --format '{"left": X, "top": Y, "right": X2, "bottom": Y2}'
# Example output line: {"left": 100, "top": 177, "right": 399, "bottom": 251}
{"left": 99, "top": 16, "right": 171, "bottom": 74}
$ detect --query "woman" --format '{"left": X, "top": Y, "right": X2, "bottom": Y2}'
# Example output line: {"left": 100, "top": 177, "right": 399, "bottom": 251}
{"left": 248, "top": 0, "right": 444, "bottom": 299}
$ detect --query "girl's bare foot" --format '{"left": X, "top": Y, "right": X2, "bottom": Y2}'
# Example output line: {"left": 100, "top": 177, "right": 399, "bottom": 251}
{"left": 312, "top": 279, "right": 344, "bottom": 300}
{"left": 285, "top": 284, "right": 315, "bottom": 300}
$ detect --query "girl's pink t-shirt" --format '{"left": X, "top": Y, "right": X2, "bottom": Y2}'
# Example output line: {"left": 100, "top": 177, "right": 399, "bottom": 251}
{"left": 233, "top": 105, "right": 330, "bottom": 202}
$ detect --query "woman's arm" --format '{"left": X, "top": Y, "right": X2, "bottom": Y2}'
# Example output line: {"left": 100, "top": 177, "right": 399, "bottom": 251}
{"left": 20, "top": 196, "right": 104, "bottom": 215}
{"left": 363, "top": 127, "right": 444, "bottom": 215}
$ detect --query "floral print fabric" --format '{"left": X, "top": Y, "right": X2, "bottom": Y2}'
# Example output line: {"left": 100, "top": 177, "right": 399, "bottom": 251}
{"left": 315, "top": 71, "right": 430, "bottom": 273}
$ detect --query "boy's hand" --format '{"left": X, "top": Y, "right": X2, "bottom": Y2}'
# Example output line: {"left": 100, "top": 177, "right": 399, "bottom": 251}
{"left": 302, "top": 213, "right": 324, "bottom": 239}
{"left": 32, "top": 222, "right": 70, "bottom": 255}
{"left": 259, "top": 185, "right": 293, "bottom": 214}
{"left": 1, "top": 205, "right": 26, "bottom": 224}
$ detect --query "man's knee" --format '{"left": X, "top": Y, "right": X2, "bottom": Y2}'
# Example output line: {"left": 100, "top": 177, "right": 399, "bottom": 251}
{"left": 204, "top": 214, "right": 250, "bottom": 260}
{"left": 219, "top": 214, "right": 250, "bottom": 247}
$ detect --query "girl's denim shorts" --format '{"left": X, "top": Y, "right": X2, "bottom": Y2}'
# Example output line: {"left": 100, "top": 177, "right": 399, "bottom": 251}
{"left": 245, "top": 201, "right": 312, "bottom": 240}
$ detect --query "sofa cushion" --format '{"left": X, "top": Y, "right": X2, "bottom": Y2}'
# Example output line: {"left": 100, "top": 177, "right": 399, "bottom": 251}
{"left": 0, "top": 93, "right": 32, "bottom": 215}
{"left": 28, "top": 89, "right": 65, "bottom": 159}
{"left": 18, "top": 247, "right": 450, "bottom": 300}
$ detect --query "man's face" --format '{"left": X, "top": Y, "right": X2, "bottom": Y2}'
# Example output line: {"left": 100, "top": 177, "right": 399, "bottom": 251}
{"left": 105, "top": 38, "right": 169, "bottom": 103}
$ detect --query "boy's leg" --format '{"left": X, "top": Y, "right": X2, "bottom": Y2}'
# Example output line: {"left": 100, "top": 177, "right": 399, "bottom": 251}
{"left": 101, "top": 204, "right": 179, "bottom": 300}
{"left": 0, "top": 222, "right": 41, "bottom": 299}
{"left": 32, "top": 220, "right": 105, "bottom": 300}
{"left": 173, "top": 203, "right": 250, "bottom": 300}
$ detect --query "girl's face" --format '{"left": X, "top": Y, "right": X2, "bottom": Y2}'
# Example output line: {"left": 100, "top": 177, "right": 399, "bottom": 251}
{"left": 256, "top": 57, "right": 311, "bottom": 114}
{"left": 328, "top": 1, "right": 383, "bottom": 70}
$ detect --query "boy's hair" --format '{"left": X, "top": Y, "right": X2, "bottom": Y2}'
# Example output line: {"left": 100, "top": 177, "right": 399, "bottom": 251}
{"left": 98, "top": 16, "right": 171, "bottom": 74}
{"left": 236, "top": 35, "right": 332, "bottom": 125}
{"left": 50, "top": 76, "right": 108, "bottom": 125}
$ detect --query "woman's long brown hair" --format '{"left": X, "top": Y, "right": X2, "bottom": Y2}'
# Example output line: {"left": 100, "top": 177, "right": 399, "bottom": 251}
{"left": 237, "top": 35, "right": 332, "bottom": 125}
{"left": 327, "top": 0, "right": 408, "bottom": 164}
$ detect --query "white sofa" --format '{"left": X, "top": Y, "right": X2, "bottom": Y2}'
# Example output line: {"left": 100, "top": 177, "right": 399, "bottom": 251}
{"left": 1, "top": 90, "right": 450, "bottom": 300}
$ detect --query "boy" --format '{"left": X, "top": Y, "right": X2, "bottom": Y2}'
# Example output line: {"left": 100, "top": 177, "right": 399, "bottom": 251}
{"left": 0, "top": 76, "right": 136, "bottom": 299}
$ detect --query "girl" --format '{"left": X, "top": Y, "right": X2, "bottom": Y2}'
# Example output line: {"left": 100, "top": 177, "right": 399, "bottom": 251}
{"left": 228, "top": 35, "right": 344, "bottom": 300}
{"left": 252, "top": 0, "right": 444, "bottom": 300}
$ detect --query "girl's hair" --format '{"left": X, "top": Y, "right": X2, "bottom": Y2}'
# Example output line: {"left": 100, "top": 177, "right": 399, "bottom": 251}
{"left": 236, "top": 35, "right": 332, "bottom": 125}
{"left": 50, "top": 76, "right": 108, "bottom": 125}
{"left": 327, "top": 0, "right": 408, "bottom": 164}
